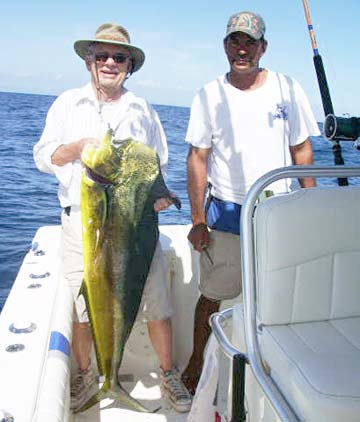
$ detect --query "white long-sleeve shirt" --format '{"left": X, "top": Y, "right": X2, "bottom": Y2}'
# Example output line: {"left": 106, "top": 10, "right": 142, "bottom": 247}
{"left": 34, "top": 83, "right": 168, "bottom": 208}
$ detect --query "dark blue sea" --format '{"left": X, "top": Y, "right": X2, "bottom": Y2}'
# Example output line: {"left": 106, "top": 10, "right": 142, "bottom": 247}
{"left": 1, "top": 91, "right": 360, "bottom": 313}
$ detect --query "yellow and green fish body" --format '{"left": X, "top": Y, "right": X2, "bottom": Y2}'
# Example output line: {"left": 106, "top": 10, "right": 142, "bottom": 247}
{"left": 77, "top": 131, "right": 178, "bottom": 412}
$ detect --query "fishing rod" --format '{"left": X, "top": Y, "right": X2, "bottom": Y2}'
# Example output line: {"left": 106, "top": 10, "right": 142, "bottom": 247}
{"left": 302, "top": 0, "right": 360, "bottom": 186}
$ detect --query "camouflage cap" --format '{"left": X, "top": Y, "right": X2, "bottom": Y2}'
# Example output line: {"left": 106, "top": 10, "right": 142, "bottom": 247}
{"left": 225, "top": 11, "right": 266, "bottom": 40}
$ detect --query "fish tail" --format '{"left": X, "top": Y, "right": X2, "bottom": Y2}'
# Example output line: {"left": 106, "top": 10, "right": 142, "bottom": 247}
{"left": 74, "top": 382, "right": 160, "bottom": 414}
{"left": 73, "top": 383, "right": 109, "bottom": 413}
{"left": 107, "top": 384, "right": 159, "bottom": 413}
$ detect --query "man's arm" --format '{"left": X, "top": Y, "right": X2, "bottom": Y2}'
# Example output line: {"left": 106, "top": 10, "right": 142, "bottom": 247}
{"left": 187, "top": 145, "right": 211, "bottom": 252}
{"left": 290, "top": 138, "right": 316, "bottom": 188}
{"left": 51, "top": 138, "right": 98, "bottom": 167}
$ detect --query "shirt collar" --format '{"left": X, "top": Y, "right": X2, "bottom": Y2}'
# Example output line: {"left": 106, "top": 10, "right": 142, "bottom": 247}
{"left": 75, "top": 83, "right": 132, "bottom": 108}
{"left": 75, "top": 83, "right": 98, "bottom": 106}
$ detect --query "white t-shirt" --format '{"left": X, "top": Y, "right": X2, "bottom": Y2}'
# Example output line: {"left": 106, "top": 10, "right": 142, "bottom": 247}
{"left": 186, "top": 70, "right": 320, "bottom": 204}
{"left": 34, "top": 83, "right": 168, "bottom": 208}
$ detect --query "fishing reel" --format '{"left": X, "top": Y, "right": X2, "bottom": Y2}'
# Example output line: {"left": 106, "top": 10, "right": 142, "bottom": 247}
{"left": 324, "top": 114, "right": 360, "bottom": 149}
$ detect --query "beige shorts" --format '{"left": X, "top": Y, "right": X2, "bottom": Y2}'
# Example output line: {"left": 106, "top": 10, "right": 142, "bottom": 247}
{"left": 61, "top": 208, "right": 172, "bottom": 324}
{"left": 199, "top": 229, "right": 242, "bottom": 301}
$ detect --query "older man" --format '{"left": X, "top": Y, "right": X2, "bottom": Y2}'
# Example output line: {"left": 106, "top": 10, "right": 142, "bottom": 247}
{"left": 34, "top": 23, "right": 191, "bottom": 413}
{"left": 182, "top": 11, "right": 320, "bottom": 395}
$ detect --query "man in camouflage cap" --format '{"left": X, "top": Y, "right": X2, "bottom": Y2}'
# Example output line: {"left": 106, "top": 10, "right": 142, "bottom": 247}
{"left": 182, "top": 11, "right": 319, "bottom": 395}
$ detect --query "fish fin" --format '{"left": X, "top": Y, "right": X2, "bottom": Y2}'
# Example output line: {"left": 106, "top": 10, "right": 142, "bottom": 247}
{"left": 76, "top": 281, "right": 106, "bottom": 377}
{"left": 151, "top": 171, "right": 182, "bottom": 210}
{"left": 77, "top": 280, "right": 91, "bottom": 312}
{"left": 74, "top": 382, "right": 159, "bottom": 414}
{"left": 77, "top": 279, "right": 86, "bottom": 299}
{"left": 102, "top": 128, "right": 114, "bottom": 147}
{"left": 169, "top": 194, "right": 181, "bottom": 210}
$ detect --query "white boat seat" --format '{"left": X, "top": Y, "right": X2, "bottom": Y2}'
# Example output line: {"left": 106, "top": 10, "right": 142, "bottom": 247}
{"left": 254, "top": 186, "right": 360, "bottom": 421}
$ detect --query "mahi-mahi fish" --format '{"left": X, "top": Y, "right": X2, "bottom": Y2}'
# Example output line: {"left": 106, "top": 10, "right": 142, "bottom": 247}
{"left": 77, "top": 130, "right": 180, "bottom": 413}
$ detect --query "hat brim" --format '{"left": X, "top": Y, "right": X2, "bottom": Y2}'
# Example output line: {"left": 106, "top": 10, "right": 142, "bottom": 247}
{"left": 74, "top": 38, "right": 145, "bottom": 72}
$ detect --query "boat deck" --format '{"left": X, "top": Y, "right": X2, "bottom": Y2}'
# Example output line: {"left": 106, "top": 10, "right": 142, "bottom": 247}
{"left": 0, "top": 224, "right": 236, "bottom": 422}
{"left": 72, "top": 378, "right": 187, "bottom": 422}
{"left": 70, "top": 319, "right": 189, "bottom": 422}
{"left": 71, "top": 298, "right": 235, "bottom": 422}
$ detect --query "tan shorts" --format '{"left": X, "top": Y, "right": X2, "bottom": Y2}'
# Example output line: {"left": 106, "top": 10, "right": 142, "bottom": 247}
{"left": 199, "top": 229, "right": 242, "bottom": 301}
{"left": 61, "top": 208, "right": 172, "bottom": 324}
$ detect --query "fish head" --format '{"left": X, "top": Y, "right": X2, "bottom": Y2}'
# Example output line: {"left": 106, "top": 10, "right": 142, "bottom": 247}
{"left": 81, "top": 132, "right": 130, "bottom": 184}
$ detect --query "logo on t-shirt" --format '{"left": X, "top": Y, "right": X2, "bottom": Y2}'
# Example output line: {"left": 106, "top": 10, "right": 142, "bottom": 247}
{"left": 273, "top": 104, "right": 288, "bottom": 120}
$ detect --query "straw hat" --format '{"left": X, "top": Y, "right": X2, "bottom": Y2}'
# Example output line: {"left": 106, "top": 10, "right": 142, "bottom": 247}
{"left": 74, "top": 23, "right": 145, "bottom": 72}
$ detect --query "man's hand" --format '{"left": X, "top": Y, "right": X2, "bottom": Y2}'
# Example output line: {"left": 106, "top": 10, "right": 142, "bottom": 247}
{"left": 187, "top": 223, "right": 210, "bottom": 253}
{"left": 154, "top": 197, "right": 173, "bottom": 212}
{"left": 51, "top": 137, "right": 99, "bottom": 167}
{"left": 153, "top": 191, "right": 180, "bottom": 212}
{"left": 77, "top": 138, "right": 99, "bottom": 157}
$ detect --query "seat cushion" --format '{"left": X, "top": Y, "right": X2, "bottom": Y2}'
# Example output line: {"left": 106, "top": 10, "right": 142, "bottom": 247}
{"left": 255, "top": 187, "right": 360, "bottom": 325}
{"left": 262, "top": 317, "right": 360, "bottom": 421}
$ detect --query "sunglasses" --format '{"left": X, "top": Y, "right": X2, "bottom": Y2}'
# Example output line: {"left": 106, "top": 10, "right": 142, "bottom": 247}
{"left": 94, "top": 52, "right": 131, "bottom": 64}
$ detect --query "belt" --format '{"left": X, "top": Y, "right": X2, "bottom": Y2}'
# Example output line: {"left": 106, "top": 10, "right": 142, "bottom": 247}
{"left": 64, "top": 206, "right": 71, "bottom": 216}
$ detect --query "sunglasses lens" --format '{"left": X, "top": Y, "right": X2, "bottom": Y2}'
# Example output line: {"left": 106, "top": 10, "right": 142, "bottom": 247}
{"left": 94, "top": 52, "right": 130, "bottom": 64}
{"left": 95, "top": 53, "right": 109, "bottom": 62}
{"left": 113, "top": 54, "right": 128, "bottom": 63}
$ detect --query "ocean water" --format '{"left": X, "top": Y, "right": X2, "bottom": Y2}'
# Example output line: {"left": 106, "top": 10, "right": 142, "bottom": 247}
{"left": 1, "top": 90, "right": 360, "bottom": 312}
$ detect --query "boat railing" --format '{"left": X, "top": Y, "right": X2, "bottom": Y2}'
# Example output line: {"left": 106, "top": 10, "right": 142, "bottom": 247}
{"left": 211, "top": 165, "right": 360, "bottom": 422}
{"left": 210, "top": 308, "right": 248, "bottom": 422}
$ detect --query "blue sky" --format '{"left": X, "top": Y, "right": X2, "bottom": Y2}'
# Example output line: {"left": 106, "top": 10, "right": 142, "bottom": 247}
{"left": 1, "top": 0, "right": 359, "bottom": 120}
